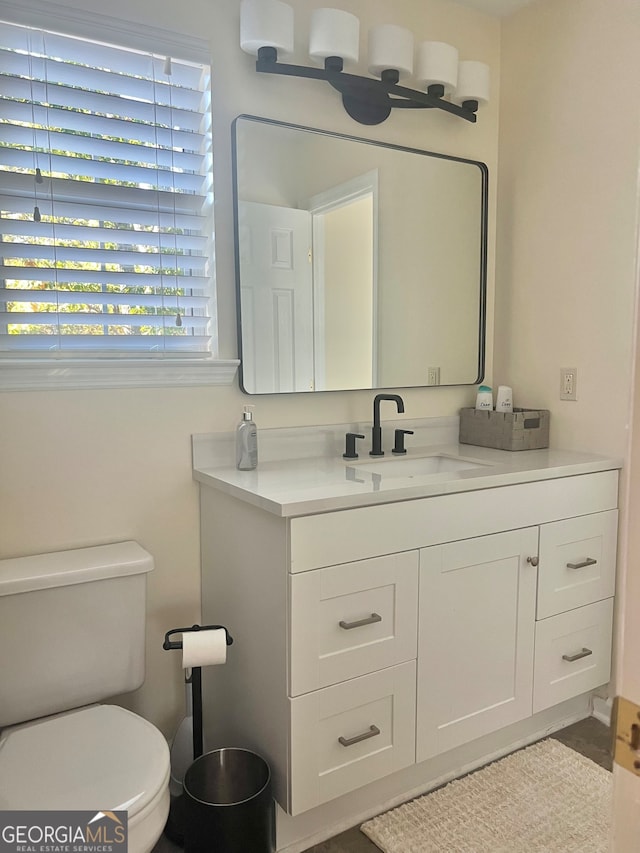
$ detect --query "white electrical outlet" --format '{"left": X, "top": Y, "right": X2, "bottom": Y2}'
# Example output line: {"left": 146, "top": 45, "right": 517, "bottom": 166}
{"left": 560, "top": 367, "right": 577, "bottom": 401}
{"left": 427, "top": 367, "right": 440, "bottom": 386}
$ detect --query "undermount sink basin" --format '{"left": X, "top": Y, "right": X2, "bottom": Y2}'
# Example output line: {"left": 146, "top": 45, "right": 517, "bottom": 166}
{"left": 351, "top": 454, "right": 489, "bottom": 479}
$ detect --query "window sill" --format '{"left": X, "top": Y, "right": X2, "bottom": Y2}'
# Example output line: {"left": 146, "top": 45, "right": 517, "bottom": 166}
{"left": 0, "top": 358, "right": 240, "bottom": 392}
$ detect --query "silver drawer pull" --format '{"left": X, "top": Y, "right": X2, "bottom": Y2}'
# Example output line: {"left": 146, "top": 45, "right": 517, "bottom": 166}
{"left": 338, "top": 724, "right": 381, "bottom": 747}
{"left": 562, "top": 647, "right": 593, "bottom": 662}
{"left": 339, "top": 612, "right": 382, "bottom": 630}
{"left": 566, "top": 557, "right": 597, "bottom": 570}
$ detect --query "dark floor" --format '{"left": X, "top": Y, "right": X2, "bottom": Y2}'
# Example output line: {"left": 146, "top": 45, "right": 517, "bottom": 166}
{"left": 154, "top": 716, "right": 611, "bottom": 853}
{"left": 551, "top": 715, "right": 612, "bottom": 772}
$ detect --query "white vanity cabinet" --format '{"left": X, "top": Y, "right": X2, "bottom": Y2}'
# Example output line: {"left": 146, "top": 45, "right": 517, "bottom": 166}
{"left": 198, "top": 465, "right": 618, "bottom": 831}
{"left": 417, "top": 507, "right": 617, "bottom": 760}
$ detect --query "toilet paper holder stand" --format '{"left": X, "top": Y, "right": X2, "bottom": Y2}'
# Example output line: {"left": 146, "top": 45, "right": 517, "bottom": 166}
{"left": 163, "top": 623, "right": 234, "bottom": 759}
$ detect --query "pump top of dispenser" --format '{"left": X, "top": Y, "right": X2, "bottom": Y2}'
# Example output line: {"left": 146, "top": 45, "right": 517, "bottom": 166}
{"left": 242, "top": 406, "right": 254, "bottom": 421}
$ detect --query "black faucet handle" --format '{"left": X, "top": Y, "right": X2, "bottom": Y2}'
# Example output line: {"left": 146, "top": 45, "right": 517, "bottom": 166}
{"left": 343, "top": 432, "right": 366, "bottom": 459}
{"left": 392, "top": 429, "right": 414, "bottom": 455}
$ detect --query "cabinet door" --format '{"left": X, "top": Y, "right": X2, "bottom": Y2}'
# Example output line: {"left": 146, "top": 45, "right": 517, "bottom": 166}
{"left": 417, "top": 528, "right": 538, "bottom": 762}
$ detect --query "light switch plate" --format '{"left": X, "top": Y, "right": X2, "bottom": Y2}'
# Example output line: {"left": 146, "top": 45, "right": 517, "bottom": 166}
{"left": 427, "top": 367, "right": 440, "bottom": 386}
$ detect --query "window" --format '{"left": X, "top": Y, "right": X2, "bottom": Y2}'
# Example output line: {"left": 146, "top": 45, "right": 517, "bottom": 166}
{"left": 0, "top": 18, "right": 233, "bottom": 388}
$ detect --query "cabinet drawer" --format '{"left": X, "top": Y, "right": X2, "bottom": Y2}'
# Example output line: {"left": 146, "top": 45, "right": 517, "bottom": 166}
{"left": 537, "top": 510, "right": 617, "bottom": 619}
{"left": 289, "top": 472, "right": 618, "bottom": 572}
{"left": 289, "top": 661, "right": 416, "bottom": 815}
{"left": 290, "top": 552, "right": 418, "bottom": 696}
{"left": 533, "top": 598, "right": 613, "bottom": 714}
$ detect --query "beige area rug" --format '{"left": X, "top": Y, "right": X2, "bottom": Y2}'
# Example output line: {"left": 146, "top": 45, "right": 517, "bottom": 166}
{"left": 361, "top": 738, "right": 612, "bottom": 853}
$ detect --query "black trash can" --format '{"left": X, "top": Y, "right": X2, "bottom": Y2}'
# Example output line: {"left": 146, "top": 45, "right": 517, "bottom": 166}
{"left": 183, "top": 748, "right": 274, "bottom": 853}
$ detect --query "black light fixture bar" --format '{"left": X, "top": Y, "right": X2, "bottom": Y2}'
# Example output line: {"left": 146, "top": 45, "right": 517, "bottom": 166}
{"left": 255, "top": 47, "right": 477, "bottom": 126}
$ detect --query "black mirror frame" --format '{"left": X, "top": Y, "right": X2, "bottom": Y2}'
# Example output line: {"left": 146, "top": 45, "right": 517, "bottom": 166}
{"left": 231, "top": 114, "right": 488, "bottom": 396}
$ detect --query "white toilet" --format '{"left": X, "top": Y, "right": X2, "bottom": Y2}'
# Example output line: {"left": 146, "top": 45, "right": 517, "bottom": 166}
{"left": 0, "top": 541, "right": 170, "bottom": 853}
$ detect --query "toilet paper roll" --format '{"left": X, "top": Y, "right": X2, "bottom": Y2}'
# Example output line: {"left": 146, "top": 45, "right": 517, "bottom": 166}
{"left": 181, "top": 629, "right": 227, "bottom": 668}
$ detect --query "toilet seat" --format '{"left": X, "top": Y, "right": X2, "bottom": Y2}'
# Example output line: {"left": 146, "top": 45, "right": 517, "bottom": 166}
{"left": 0, "top": 705, "right": 170, "bottom": 852}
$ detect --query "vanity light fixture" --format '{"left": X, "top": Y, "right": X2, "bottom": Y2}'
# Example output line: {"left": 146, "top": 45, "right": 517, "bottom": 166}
{"left": 239, "top": 0, "right": 490, "bottom": 126}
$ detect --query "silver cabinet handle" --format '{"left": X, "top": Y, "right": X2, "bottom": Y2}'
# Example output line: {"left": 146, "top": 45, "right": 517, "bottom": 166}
{"left": 562, "top": 647, "right": 593, "bottom": 662}
{"left": 338, "top": 724, "right": 381, "bottom": 747}
{"left": 566, "top": 557, "right": 597, "bottom": 570}
{"left": 527, "top": 556, "right": 539, "bottom": 566}
{"left": 339, "top": 612, "right": 382, "bottom": 630}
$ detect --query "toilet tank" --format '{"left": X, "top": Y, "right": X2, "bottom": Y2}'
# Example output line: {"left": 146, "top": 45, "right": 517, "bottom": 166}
{"left": 0, "top": 541, "right": 153, "bottom": 728}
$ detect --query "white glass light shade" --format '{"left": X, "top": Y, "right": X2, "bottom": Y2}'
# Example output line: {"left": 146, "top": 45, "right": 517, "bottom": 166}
{"left": 240, "top": 0, "right": 294, "bottom": 57}
{"left": 416, "top": 41, "right": 458, "bottom": 94}
{"left": 309, "top": 8, "right": 359, "bottom": 67}
{"left": 455, "top": 60, "right": 490, "bottom": 105}
{"left": 368, "top": 25, "right": 413, "bottom": 79}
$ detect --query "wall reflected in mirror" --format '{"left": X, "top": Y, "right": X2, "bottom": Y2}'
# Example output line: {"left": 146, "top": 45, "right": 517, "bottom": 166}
{"left": 233, "top": 115, "right": 487, "bottom": 394}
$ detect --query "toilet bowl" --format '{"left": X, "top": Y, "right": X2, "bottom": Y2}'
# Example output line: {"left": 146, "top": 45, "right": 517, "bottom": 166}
{"left": 0, "top": 706, "right": 170, "bottom": 853}
{"left": 0, "top": 542, "right": 171, "bottom": 853}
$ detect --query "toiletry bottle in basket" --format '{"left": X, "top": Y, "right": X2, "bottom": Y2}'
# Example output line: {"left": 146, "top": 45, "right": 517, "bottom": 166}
{"left": 475, "top": 385, "right": 493, "bottom": 410}
{"left": 496, "top": 385, "right": 513, "bottom": 412}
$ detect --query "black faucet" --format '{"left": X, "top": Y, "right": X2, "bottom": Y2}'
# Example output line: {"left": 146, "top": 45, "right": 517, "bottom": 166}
{"left": 370, "top": 393, "right": 405, "bottom": 456}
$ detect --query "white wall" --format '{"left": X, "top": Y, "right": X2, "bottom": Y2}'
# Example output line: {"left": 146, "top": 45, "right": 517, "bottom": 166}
{"left": 0, "top": 0, "right": 500, "bottom": 736}
{"left": 495, "top": 0, "right": 640, "bottom": 457}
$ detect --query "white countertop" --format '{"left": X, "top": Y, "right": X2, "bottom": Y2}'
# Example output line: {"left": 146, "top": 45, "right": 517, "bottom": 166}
{"left": 192, "top": 421, "right": 622, "bottom": 517}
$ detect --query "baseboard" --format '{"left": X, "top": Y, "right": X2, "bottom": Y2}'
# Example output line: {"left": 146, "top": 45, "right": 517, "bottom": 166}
{"left": 592, "top": 695, "right": 613, "bottom": 726}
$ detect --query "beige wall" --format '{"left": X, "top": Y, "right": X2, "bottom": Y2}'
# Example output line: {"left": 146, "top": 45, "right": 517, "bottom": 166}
{"left": 0, "top": 0, "right": 500, "bottom": 736}
{"left": 495, "top": 0, "right": 640, "bottom": 457}
{"left": 375, "top": 155, "right": 484, "bottom": 385}
{"left": 496, "top": 6, "right": 640, "bottom": 837}
{"left": 323, "top": 197, "right": 374, "bottom": 389}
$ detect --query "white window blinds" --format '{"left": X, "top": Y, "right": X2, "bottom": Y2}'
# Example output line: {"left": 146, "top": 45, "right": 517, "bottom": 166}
{"left": 0, "top": 21, "right": 214, "bottom": 357}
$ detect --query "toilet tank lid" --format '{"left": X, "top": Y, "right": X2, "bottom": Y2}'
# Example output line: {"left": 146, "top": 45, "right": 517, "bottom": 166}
{"left": 0, "top": 541, "right": 153, "bottom": 597}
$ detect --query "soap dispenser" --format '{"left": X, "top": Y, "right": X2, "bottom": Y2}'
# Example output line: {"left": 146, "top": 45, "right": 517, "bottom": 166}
{"left": 236, "top": 406, "right": 258, "bottom": 470}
